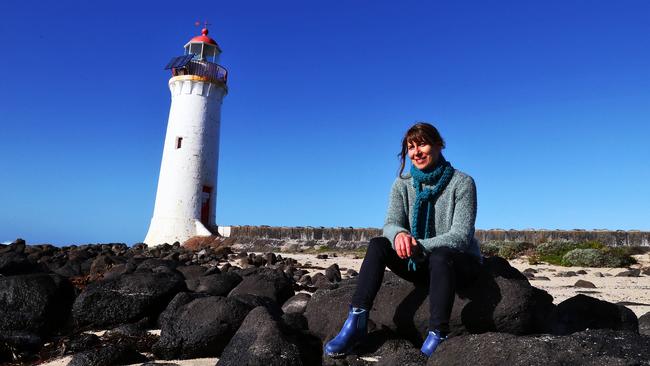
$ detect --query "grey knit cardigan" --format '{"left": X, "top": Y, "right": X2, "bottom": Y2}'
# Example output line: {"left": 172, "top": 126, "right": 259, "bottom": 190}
{"left": 382, "top": 169, "right": 482, "bottom": 259}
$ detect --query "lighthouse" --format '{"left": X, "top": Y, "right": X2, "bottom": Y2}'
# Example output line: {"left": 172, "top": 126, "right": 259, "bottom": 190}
{"left": 144, "top": 26, "right": 228, "bottom": 246}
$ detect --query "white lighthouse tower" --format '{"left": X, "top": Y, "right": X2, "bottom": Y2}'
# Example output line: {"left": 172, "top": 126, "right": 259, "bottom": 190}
{"left": 144, "top": 26, "right": 228, "bottom": 245}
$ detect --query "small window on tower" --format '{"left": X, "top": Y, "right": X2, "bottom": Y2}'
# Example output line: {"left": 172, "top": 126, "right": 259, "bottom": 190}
{"left": 175, "top": 137, "right": 183, "bottom": 149}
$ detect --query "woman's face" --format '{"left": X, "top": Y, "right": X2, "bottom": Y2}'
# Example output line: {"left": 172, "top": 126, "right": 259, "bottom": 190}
{"left": 407, "top": 140, "right": 441, "bottom": 170}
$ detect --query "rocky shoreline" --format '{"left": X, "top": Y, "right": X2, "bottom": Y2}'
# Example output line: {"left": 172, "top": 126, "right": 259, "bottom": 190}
{"left": 1, "top": 238, "right": 649, "bottom": 365}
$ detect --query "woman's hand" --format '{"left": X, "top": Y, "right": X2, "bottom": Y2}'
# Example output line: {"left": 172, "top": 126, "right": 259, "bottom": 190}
{"left": 395, "top": 232, "right": 418, "bottom": 259}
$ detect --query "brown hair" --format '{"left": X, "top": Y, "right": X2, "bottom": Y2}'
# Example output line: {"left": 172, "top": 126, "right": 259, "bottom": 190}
{"left": 398, "top": 122, "right": 446, "bottom": 178}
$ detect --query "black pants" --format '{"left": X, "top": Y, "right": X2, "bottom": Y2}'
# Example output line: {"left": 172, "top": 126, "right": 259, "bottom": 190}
{"left": 350, "top": 236, "right": 482, "bottom": 333}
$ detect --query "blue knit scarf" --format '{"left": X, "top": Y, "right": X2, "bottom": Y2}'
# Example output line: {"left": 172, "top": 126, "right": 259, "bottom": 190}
{"left": 407, "top": 156, "right": 454, "bottom": 270}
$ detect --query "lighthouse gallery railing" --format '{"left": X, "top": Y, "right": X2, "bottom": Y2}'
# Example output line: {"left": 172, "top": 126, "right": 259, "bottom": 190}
{"left": 171, "top": 60, "right": 228, "bottom": 84}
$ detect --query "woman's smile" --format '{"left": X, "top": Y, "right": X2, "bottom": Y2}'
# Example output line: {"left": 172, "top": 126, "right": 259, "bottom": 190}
{"left": 407, "top": 141, "right": 441, "bottom": 170}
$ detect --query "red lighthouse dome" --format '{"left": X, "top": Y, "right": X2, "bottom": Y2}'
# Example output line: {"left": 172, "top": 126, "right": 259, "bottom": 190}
{"left": 183, "top": 26, "right": 222, "bottom": 62}
{"left": 190, "top": 28, "right": 218, "bottom": 46}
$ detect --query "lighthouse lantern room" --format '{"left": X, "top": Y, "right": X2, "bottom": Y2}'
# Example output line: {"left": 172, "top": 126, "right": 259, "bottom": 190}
{"left": 144, "top": 26, "right": 228, "bottom": 246}
{"left": 184, "top": 28, "right": 221, "bottom": 63}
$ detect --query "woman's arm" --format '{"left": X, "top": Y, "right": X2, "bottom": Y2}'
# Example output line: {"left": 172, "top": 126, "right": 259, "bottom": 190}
{"left": 419, "top": 175, "right": 477, "bottom": 252}
{"left": 382, "top": 178, "right": 410, "bottom": 250}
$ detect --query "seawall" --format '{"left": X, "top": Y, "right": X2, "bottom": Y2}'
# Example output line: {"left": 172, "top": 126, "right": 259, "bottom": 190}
{"left": 213, "top": 226, "right": 650, "bottom": 252}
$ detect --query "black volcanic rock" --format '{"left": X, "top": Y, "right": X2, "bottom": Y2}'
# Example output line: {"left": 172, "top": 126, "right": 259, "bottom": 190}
{"left": 0, "top": 332, "right": 43, "bottom": 362}
{"left": 376, "top": 343, "right": 426, "bottom": 366}
{"left": 265, "top": 252, "right": 277, "bottom": 265}
{"left": 229, "top": 267, "right": 295, "bottom": 305}
{"left": 282, "top": 293, "right": 312, "bottom": 314}
{"left": 303, "top": 280, "right": 357, "bottom": 342}
{"left": 152, "top": 294, "right": 254, "bottom": 359}
{"left": 136, "top": 258, "right": 179, "bottom": 272}
{"left": 326, "top": 263, "right": 342, "bottom": 283}
{"left": 72, "top": 270, "right": 186, "bottom": 329}
{"left": 89, "top": 254, "right": 119, "bottom": 279}
{"left": 0, "top": 273, "right": 75, "bottom": 336}
{"left": 67, "top": 344, "right": 147, "bottom": 366}
{"left": 0, "top": 239, "right": 40, "bottom": 275}
{"left": 546, "top": 294, "right": 638, "bottom": 335}
{"left": 615, "top": 268, "right": 641, "bottom": 277}
{"left": 0, "top": 238, "right": 26, "bottom": 254}
{"left": 312, "top": 272, "right": 338, "bottom": 290}
{"left": 156, "top": 292, "right": 207, "bottom": 328}
{"left": 429, "top": 329, "right": 650, "bottom": 366}
{"left": 282, "top": 312, "right": 309, "bottom": 332}
{"left": 176, "top": 264, "right": 209, "bottom": 281}
{"left": 305, "top": 257, "right": 555, "bottom": 343}
{"left": 639, "top": 311, "right": 650, "bottom": 336}
{"left": 573, "top": 279, "right": 597, "bottom": 288}
{"left": 229, "top": 293, "right": 284, "bottom": 318}
{"left": 218, "top": 306, "right": 302, "bottom": 366}
{"left": 187, "top": 271, "right": 242, "bottom": 296}
{"left": 61, "top": 333, "right": 101, "bottom": 354}
{"left": 346, "top": 269, "right": 359, "bottom": 277}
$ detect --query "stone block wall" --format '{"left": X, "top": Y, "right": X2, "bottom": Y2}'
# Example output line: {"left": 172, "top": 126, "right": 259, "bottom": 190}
{"left": 217, "top": 226, "right": 650, "bottom": 251}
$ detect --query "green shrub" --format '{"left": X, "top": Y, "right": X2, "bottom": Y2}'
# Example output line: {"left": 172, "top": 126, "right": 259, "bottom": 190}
{"left": 538, "top": 241, "right": 636, "bottom": 268}
{"left": 600, "top": 247, "right": 637, "bottom": 267}
{"left": 561, "top": 248, "right": 605, "bottom": 267}
{"left": 527, "top": 254, "right": 541, "bottom": 265}
{"left": 480, "top": 241, "right": 532, "bottom": 259}
{"left": 535, "top": 241, "right": 576, "bottom": 265}
{"left": 535, "top": 240, "right": 605, "bottom": 265}
{"left": 480, "top": 241, "right": 502, "bottom": 257}
{"left": 499, "top": 241, "right": 534, "bottom": 260}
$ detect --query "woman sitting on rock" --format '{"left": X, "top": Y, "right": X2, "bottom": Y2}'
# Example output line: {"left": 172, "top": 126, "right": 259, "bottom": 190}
{"left": 325, "top": 122, "right": 483, "bottom": 358}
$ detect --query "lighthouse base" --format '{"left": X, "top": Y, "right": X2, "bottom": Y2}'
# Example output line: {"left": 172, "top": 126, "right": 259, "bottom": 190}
{"left": 144, "top": 216, "right": 214, "bottom": 246}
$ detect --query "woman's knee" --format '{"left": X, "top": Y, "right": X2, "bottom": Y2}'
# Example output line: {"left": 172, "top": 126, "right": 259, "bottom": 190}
{"left": 367, "top": 237, "right": 392, "bottom": 253}
{"left": 428, "top": 247, "right": 456, "bottom": 268}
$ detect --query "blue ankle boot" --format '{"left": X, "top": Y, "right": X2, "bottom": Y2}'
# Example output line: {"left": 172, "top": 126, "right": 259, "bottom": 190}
{"left": 420, "top": 330, "right": 447, "bottom": 357}
{"left": 324, "top": 307, "right": 368, "bottom": 358}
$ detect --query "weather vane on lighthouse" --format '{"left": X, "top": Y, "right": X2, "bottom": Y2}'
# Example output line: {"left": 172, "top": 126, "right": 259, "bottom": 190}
{"left": 144, "top": 23, "right": 228, "bottom": 246}
{"left": 195, "top": 20, "right": 212, "bottom": 28}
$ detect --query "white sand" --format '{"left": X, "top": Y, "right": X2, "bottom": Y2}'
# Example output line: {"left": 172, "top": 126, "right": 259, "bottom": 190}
{"left": 509, "top": 255, "right": 650, "bottom": 317}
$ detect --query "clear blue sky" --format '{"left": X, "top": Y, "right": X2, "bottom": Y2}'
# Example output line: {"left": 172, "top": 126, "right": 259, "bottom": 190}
{"left": 1, "top": 0, "right": 649, "bottom": 245}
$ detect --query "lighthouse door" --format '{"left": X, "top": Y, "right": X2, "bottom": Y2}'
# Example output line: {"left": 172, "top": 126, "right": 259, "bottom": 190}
{"left": 201, "top": 186, "right": 212, "bottom": 226}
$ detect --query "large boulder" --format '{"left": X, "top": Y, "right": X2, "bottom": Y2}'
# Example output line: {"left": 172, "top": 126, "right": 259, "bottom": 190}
{"left": 152, "top": 294, "right": 254, "bottom": 359}
{"left": 177, "top": 264, "right": 210, "bottom": 281}
{"left": 229, "top": 267, "right": 295, "bottom": 305}
{"left": 229, "top": 293, "right": 284, "bottom": 318}
{"left": 0, "top": 273, "right": 75, "bottom": 336}
{"left": 639, "top": 311, "right": 650, "bottom": 336}
{"left": 0, "top": 239, "right": 41, "bottom": 275}
{"left": 187, "top": 272, "right": 242, "bottom": 296}
{"left": 67, "top": 344, "right": 148, "bottom": 366}
{"left": 305, "top": 257, "right": 554, "bottom": 343}
{"left": 88, "top": 254, "right": 122, "bottom": 280}
{"left": 429, "top": 329, "right": 650, "bottom": 366}
{"left": 282, "top": 293, "right": 312, "bottom": 314}
{"left": 372, "top": 257, "right": 554, "bottom": 341}
{"left": 49, "top": 246, "right": 96, "bottom": 278}
{"left": 545, "top": 294, "right": 638, "bottom": 335}
{"left": 218, "top": 306, "right": 303, "bottom": 366}
{"left": 303, "top": 280, "right": 357, "bottom": 342}
{"left": 72, "top": 270, "right": 186, "bottom": 329}
{"left": 135, "top": 258, "right": 179, "bottom": 272}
